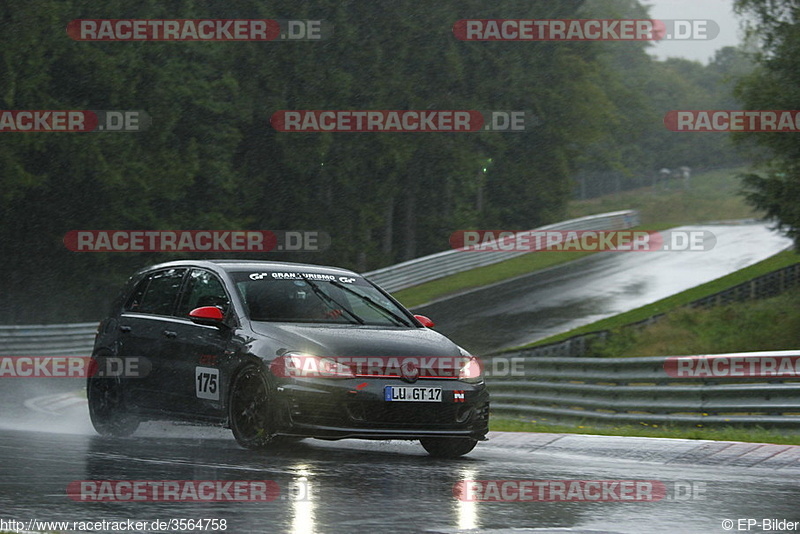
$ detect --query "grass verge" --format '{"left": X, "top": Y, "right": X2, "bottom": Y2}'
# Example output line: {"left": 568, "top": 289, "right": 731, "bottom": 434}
{"left": 589, "top": 285, "right": 800, "bottom": 357}
{"left": 490, "top": 417, "right": 800, "bottom": 445}
{"left": 567, "top": 166, "right": 757, "bottom": 225}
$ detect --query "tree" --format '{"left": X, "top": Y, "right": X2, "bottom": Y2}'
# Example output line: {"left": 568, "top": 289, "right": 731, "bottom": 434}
{"left": 0, "top": 0, "right": 759, "bottom": 322}
{"left": 734, "top": 0, "right": 800, "bottom": 246}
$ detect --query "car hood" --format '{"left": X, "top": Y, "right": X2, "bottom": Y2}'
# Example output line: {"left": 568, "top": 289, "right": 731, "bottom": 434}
{"left": 248, "top": 322, "right": 464, "bottom": 357}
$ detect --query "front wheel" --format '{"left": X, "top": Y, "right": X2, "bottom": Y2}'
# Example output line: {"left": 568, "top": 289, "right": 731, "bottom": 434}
{"left": 229, "top": 365, "right": 275, "bottom": 449}
{"left": 420, "top": 437, "right": 478, "bottom": 458}
{"left": 87, "top": 372, "right": 139, "bottom": 437}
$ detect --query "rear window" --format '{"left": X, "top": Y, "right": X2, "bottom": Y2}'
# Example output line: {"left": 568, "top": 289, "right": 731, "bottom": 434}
{"left": 124, "top": 268, "right": 186, "bottom": 316}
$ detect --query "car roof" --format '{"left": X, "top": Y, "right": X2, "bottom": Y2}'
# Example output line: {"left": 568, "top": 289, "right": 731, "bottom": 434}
{"left": 136, "top": 259, "right": 361, "bottom": 278}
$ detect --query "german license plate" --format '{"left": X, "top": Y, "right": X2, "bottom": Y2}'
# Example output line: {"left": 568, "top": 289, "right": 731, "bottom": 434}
{"left": 384, "top": 386, "right": 442, "bottom": 402}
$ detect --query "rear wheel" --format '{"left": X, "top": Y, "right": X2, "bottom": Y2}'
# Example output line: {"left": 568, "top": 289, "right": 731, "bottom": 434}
{"left": 420, "top": 437, "right": 478, "bottom": 458}
{"left": 87, "top": 368, "right": 139, "bottom": 437}
{"left": 229, "top": 365, "right": 275, "bottom": 449}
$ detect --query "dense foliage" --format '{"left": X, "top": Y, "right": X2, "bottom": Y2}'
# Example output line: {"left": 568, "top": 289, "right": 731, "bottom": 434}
{"left": 734, "top": 0, "right": 800, "bottom": 248}
{"left": 0, "top": 0, "right": 751, "bottom": 322}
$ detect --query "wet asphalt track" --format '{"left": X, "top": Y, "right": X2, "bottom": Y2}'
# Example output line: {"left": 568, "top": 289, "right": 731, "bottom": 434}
{"left": 1, "top": 384, "right": 799, "bottom": 534}
{"left": 415, "top": 223, "right": 793, "bottom": 354}
{"left": 0, "top": 222, "right": 798, "bottom": 533}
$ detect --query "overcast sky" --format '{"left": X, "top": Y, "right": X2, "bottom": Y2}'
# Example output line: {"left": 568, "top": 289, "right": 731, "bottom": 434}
{"left": 643, "top": 0, "right": 745, "bottom": 63}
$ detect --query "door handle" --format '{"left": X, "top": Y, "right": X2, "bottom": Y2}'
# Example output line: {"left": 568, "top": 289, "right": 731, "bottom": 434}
{"left": 119, "top": 325, "right": 132, "bottom": 333}
{"left": 163, "top": 330, "right": 177, "bottom": 339}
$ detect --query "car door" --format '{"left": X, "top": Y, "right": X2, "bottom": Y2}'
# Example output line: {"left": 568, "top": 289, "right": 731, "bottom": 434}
{"left": 117, "top": 267, "right": 188, "bottom": 411}
{"left": 165, "top": 268, "right": 235, "bottom": 418}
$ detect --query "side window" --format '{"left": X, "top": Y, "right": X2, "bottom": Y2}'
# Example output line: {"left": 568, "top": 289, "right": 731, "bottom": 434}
{"left": 178, "top": 269, "right": 230, "bottom": 317}
{"left": 124, "top": 268, "right": 186, "bottom": 316}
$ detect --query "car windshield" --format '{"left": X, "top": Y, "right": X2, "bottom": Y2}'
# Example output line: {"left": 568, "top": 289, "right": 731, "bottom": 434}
{"left": 233, "top": 271, "right": 414, "bottom": 327}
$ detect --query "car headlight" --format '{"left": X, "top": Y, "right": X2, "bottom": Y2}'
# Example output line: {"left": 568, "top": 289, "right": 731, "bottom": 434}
{"left": 457, "top": 349, "right": 484, "bottom": 383}
{"left": 270, "top": 352, "right": 355, "bottom": 379}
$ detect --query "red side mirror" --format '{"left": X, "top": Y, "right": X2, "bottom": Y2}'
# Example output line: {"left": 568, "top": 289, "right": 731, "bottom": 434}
{"left": 189, "top": 306, "right": 225, "bottom": 323}
{"left": 414, "top": 314, "right": 435, "bottom": 328}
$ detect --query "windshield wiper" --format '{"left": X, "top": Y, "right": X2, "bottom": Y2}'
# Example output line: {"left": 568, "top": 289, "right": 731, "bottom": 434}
{"left": 301, "top": 276, "right": 365, "bottom": 325}
{"left": 329, "top": 280, "right": 412, "bottom": 327}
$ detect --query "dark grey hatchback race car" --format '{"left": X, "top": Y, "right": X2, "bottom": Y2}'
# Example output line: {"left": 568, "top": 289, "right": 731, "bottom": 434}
{"left": 88, "top": 260, "right": 489, "bottom": 457}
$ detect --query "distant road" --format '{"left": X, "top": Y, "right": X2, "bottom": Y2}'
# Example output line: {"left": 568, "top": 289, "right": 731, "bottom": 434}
{"left": 414, "top": 222, "right": 793, "bottom": 354}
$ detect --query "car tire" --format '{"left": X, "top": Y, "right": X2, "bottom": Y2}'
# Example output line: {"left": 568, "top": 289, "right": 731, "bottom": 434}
{"left": 87, "top": 366, "right": 140, "bottom": 437}
{"left": 229, "top": 365, "right": 275, "bottom": 449}
{"left": 420, "top": 437, "right": 478, "bottom": 458}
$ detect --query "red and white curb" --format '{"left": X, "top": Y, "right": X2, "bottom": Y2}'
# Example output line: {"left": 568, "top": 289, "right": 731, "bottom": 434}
{"left": 484, "top": 431, "right": 800, "bottom": 471}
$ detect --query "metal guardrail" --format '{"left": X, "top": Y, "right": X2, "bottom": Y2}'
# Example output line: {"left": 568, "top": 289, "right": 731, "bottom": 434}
{"left": 2, "top": 322, "right": 799, "bottom": 431}
{"left": 485, "top": 351, "right": 800, "bottom": 428}
{"left": 362, "top": 210, "right": 640, "bottom": 293}
{"left": 691, "top": 262, "right": 800, "bottom": 308}
{"left": 0, "top": 322, "right": 97, "bottom": 357}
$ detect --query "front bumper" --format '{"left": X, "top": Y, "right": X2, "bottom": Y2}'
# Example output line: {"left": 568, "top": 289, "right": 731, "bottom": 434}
{"left": 273, "top": 378, "right": 490, "bottom": 441}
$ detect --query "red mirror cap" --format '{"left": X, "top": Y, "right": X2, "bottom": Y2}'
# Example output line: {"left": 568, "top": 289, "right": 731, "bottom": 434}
{"left": 414, "top": 314, "right": 435, "bottom": 328}
{"left": 189, "top": 306, "right": 224, "bottom": 321}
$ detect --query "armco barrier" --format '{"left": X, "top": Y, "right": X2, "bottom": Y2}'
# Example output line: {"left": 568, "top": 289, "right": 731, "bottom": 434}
{"left": 485, "top": 350, "right": 800, "bottom": 428}
{"left": 690, "top": 261, "right": 800, "bottom": 308}
{"left": 3, "top": 331, "right": 800, "bottom": 430}
{"left": 362, "top": 210, "right": 640, "bottom": 293}
{"left": 0, "top": 322, "right": 97, "bottom": 357}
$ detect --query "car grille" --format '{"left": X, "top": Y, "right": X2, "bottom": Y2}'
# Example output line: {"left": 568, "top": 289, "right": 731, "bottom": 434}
{"left": 287, "top": 396, "right": 484, "bottom": 429}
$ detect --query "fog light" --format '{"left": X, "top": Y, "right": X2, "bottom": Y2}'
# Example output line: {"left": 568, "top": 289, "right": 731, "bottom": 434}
{"left": 456, "top": 405, "right": 474, "bottom": 423}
